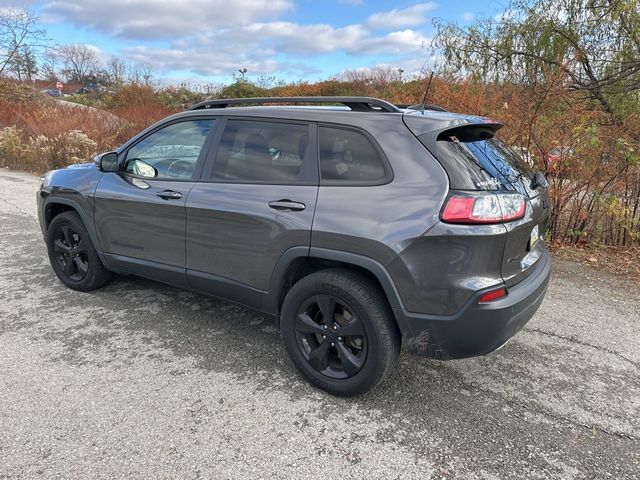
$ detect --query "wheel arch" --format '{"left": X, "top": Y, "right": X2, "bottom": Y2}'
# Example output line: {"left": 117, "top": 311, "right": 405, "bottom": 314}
{"left": 43, "top": 197, "right": 104, "bottom": 262}
{"left": 44, "top": 201, "right": 77, "bottom": 229}
{"left": 264, "top": 247, "right": 405, "bottom": 327}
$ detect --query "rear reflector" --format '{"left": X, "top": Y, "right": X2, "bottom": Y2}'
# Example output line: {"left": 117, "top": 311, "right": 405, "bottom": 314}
{"left": 442, "top": 193, "right": 526, "bottom": 224}
{"left": 478, "top": 287, "right": 507, "bottom": 303}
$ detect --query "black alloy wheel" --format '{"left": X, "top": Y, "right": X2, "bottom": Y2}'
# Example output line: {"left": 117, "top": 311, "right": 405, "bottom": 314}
{"left": 295, "top": 295, "right": 367, "bottom": 379}
{"left": 52, "top": 224, "right": 89, "bottom": 281}
{"left": 46, "top": 211, "right": 112, "bottom": 291}
{"left": 281, "top": 269, "right": 400, "bottom": 396}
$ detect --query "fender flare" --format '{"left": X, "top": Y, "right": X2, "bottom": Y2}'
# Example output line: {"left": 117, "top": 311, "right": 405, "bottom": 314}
{"left": 263, "top": 246, "right": 405, "bottom": 314}
{"left": 43, "top": 196, "right": 105, "bottom": 263}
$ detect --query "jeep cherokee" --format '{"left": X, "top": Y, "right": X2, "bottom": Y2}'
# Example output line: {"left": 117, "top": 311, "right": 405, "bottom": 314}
{"left": 37, "top": 96, "right": 551, "bottom": 396}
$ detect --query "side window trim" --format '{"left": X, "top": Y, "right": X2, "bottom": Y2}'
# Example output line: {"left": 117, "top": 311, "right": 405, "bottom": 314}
{"left": 301, "top": 121, "right": 319, "bottom": 183}
{"left": 120, "top": 116, "right": 218, "bottom": 182}
{"left": 199, "top": 116, "right": 319, "bottom": 185}
{"left": 199, "top": 117, "right": 228, "bottom": 181}
{"left": 317, "top": 122, "right": 393, "bottom": 186}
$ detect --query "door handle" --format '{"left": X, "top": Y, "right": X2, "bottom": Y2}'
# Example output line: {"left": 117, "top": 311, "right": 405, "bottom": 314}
{"left": 156, "top": 190, "right": 182, "bottom": 200}
{"left": 268, "top": 200, "right": 306, "bottom": 211}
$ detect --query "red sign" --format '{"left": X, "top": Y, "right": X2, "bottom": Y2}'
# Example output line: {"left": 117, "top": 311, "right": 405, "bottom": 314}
{"left": 56, "top": 82, "right": 63, "bottom": 90}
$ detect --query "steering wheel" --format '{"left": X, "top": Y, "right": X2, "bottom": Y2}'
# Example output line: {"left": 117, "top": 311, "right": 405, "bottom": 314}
{"left": 166, "top": 159, "right": 193, "bottom": 178}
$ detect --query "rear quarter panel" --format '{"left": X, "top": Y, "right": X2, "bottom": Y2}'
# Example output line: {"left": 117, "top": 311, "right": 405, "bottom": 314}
{"left": 312, "top": 117, "right": 459, "bottom": 314}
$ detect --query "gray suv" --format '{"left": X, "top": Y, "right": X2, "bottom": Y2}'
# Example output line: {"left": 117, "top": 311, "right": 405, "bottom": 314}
{"left": 37, "top": 96, "right": 551, "bottom": 396}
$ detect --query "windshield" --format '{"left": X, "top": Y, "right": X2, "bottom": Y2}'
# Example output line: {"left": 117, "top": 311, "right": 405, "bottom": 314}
{"left": 427, "top": 128, "right": 537, "bottom": 197}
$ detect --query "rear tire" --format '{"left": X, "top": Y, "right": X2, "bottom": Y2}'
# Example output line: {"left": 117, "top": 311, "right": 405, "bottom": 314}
{"left": 280, "top": 268, "right": 400, "bottom": 396}
{"left": 46, "top": 211, "right": 111, "bottom": 291}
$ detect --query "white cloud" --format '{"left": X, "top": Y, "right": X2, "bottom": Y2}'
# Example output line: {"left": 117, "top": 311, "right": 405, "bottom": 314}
{"left": 42, "top": 0, "right": 293, "bottom": 40}
{"left": 462, "top": 12, "right": 475, "bottom": 21}
{"left": 40, "top": 0, "right": 433, "bottom": 78}
{"left": 366, "top": 2, "right": 437, "bottom": 30}
{"left": 131, "top": 49, "right": 320, "bottom": 78}
{"left": 196, "top": 22, "right": 429, "bottom": 56}
{"left": 0, "top": 1, "right": 29, "bottom": 9}
{"left": 356, "top": 29, "right": 429, "bottom": 55}
{"left": 0, "top": 5, "right": 28, "bottom": 17}
{"left": 123, "top": 22, "right": 429, "bottom": 77}
{"left": 344, "top": 58, "right": 431, "bottom": 78}
{"left": 122, "top": 45, "right": 287, "bottom": 77}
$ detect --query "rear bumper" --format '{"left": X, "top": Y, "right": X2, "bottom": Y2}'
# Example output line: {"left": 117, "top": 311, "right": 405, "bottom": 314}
{"left": 394, "top": 249, "right": 551, "bottom": 359}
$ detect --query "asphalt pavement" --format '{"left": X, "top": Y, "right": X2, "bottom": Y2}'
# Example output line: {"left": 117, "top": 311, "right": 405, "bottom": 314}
{"left": 0, "top": 168, "right": 638, "bottom": 479}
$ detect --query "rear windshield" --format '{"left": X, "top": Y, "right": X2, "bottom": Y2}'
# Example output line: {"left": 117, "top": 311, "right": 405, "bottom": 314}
{"left": 423, "top": 126, "right": 535, "bottom": 196}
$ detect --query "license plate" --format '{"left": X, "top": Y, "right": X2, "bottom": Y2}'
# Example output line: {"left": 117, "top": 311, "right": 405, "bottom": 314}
{"left": 530, "top": 225, "right": 539, "bottom": 249}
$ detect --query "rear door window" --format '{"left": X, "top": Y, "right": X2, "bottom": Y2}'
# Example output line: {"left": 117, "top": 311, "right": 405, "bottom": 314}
{"left": 427, "top": 127, "right": 536, "bottom": 196}
{"left": 209, "top": 119, "right": 313, "bottom": 183}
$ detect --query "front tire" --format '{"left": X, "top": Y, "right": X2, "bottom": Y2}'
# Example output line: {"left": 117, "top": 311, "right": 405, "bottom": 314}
{"left": 280, "top": 269, "right": 400, "bottom": 396}
{"left": 46, "top": 211, "right": 111, "bottom": 291}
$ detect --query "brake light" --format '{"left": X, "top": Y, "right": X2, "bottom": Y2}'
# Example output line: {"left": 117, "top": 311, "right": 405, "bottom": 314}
{"left": 478, "top": 287, "right": 507, "bottom": 303}
{"left": 442, "top": 193, "right": 526, "bottom": 224}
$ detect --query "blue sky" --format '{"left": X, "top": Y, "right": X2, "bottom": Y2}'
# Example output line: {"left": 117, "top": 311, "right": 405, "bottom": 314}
{"left": 16, "top": 0, "right": 508, "bottom": 84}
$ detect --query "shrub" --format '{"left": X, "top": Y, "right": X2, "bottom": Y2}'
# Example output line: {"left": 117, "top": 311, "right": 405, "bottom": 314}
{"left": 28, "top": 130, "right": 97, "bottom": 169}
{"left": 156, "top": 86, "right": 209, "bottom": 109}
{"left": 0, "top": 80, "right": 43, "bottom": 104}
{"left": 0, "top": 126, "right": 96, "bottom": 172}
{"left": 0, "top": 126, "right": 26, "bottom": 169}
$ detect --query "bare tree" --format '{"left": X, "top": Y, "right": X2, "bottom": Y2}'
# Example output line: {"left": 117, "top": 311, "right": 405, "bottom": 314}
{"left": 106, "top": 56, "right": 127, "bottom": 86}
{"left": 128, "top": 62, "right": 153, "bottom": 85}
{"left": 139, "top": 62, "right": 153, "bottom": 85}
{"left": 56, "top": 44, "right": 100, "bottom": 85}
{"left": 0, "top": 8, "right": 46, "bottom": 77}
{"left": 7, "top": 44, "right": 38, "bottom": 80}
{"left": 433, "top": 0, "right": 640, "bottom": 119}
{"left": 40, "top": 50, "right": 59, "bottom": 82}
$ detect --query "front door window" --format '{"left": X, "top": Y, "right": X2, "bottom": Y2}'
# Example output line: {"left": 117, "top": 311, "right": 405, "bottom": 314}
{"left": 125, "top": 119, "right": 215, "bottom": 180}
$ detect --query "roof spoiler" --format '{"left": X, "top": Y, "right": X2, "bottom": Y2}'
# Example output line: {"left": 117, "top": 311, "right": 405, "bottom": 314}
{"left": 403, "top": 116, "right": 503, "bottom": 155}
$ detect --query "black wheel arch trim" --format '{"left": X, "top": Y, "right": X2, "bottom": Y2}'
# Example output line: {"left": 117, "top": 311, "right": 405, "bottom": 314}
{"left": 42, "top": 196, "right": 105, "bottom": 264}
{"left": 264, "top": 246, "right": 404, "bottom": 315}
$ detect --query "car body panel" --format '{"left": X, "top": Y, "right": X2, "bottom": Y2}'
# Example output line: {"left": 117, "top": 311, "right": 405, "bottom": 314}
{"left": 390, "top": 222, "right": 508, "bottom": 315}
{"left": 396, "top": 247, "right": 551, "bottom": 359}
{"left": 310, "top": 119, "right": 458, "bottom": 314}
{"left": 403, "top": 111, "right": 551, "bottom": 298}
{"left": 93, "top": 173, "right": 192, "bottom": 268}
{"left": 37, "top": 100, "right": 552, "bottom": 360}
{"left": 185, "top": 183, "right": 318, "bottom": 291}
{"left": 37, "top": 163, "right": 103, "bottom": 248}
{"left": 501, "top": 190, "right": 551, "bottom": 286}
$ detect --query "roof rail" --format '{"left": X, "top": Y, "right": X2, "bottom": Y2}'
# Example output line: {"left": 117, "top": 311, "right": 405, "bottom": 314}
{"left": 397, "top": 103, "right": 448, "bottom": 112}
{"left": 187, "top": 96, "right": 402, "bottom": 113}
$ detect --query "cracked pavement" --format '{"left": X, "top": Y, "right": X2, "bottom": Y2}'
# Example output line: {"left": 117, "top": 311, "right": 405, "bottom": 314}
{"left": 0, "top": 168, "right": 638, "bottom": 479}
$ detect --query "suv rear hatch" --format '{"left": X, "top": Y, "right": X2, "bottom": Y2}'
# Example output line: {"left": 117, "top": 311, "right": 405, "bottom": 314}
{"left": 404, "top": 112, "right": 551, "bottom": 286}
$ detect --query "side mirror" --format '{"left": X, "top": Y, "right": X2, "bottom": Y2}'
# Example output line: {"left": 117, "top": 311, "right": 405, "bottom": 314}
{"left": 125, "top": 159, "right": 158, "bottom": 178}
{"left": 95, "top": 152, "right": 119, "bottom": 172}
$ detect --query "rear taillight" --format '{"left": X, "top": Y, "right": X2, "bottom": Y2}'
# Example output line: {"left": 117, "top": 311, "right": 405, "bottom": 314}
{"left": 441, "top": 193, "right": 526, "bottom": 224}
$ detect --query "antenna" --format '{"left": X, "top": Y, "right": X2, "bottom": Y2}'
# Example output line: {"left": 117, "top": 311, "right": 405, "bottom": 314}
{"left": 420, "top": 71, "right": 435, "bottom": 114}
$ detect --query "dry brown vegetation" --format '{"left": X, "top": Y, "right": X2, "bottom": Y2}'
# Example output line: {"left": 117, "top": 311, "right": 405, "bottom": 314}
{"left": 0, "top": 81, "right": 176, "bottom": 170}
{"left": 1, "top": 73, "right": 639, "bottom": 248}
